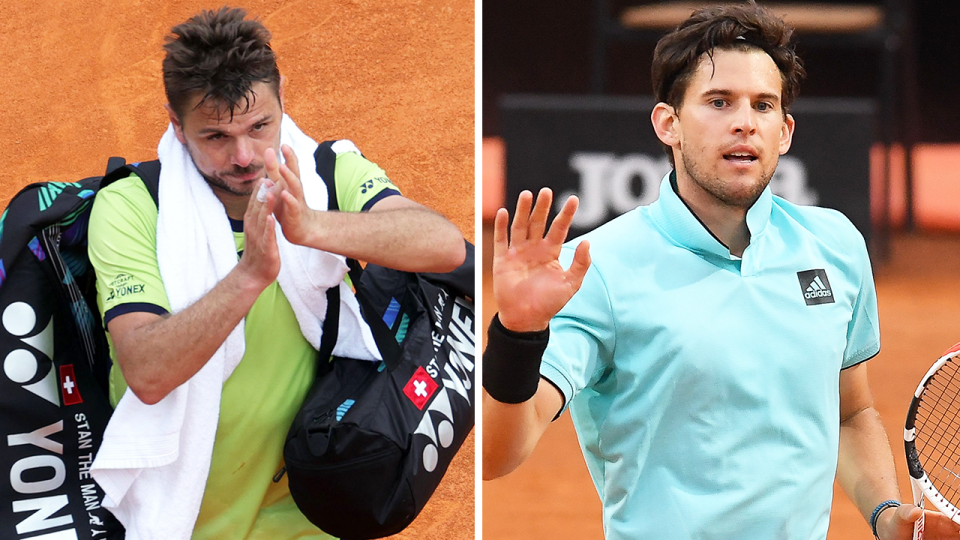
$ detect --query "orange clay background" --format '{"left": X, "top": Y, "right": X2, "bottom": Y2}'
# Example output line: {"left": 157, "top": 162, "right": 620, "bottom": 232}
{"left": 482, "top": 228, "right": 960, "bottom": 539}
{"left": 0, "top": 1, "right": 474, "bottom": 539}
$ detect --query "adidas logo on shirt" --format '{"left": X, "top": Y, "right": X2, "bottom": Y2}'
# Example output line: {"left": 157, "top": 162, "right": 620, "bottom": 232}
{"left": 797, "top": 269, "right": 835, "bottom": 306}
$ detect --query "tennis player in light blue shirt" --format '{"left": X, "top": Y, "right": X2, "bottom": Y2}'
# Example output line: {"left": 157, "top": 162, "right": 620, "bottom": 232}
{"left": 482, "top": 4, "right": 960, "bottom": 540}
{"left": 540, "top": 171, "right": 877, "bottom": 539}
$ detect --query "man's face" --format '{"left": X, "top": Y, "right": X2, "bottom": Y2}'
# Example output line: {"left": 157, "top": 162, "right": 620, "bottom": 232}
{"left": 669, "top": 47, "right": 794, "bottom": 209}
{"left": 169, "top": 81, "right": 283, "bottom": 198}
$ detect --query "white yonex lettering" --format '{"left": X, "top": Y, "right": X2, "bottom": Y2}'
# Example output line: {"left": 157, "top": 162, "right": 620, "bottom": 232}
{"left": 3, "top": 300, "right": 79, "bottom": 539}
{"left": 13, "top": 495, "right": 72, "bottom": 535}
{"left": 413, "top": 299, "right": 476, "bottom": 472}
{"left": 11, "top": 455, "right": 67, "bottom": 494}
{"left": 8, "top": 421, "right": 64, "bottom": 455}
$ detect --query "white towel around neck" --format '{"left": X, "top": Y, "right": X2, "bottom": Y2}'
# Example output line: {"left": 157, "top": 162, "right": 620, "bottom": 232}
{"left": 90, "top": 115, "right": 381, "bottom": 540}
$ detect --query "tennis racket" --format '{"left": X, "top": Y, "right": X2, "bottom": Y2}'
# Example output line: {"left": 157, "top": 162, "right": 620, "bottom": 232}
{"left": 904, "top": 342, "right": 960, "bottom": 539}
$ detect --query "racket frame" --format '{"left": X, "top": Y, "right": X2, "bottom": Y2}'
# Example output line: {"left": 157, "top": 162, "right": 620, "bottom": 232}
{"left": 904, "top": 345, "right": 960, "bottom": 532}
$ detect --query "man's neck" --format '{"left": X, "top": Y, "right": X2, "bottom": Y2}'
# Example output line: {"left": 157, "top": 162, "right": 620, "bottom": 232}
{"left": 211, "top": 189, "right": 250, "bottom": 221}
{"left": 672, "top": 173, "right": 751, "bottom": 257}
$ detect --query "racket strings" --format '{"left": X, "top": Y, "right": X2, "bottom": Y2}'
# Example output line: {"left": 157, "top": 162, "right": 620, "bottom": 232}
{"left": 916, "top": 356, "right": 960, "bottom": 502}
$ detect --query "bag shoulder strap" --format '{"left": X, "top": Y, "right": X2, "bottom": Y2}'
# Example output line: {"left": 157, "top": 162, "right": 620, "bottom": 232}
{"left": 102, "top": 157, "right": 160, "bottom": 208}
{"left": 314, "top": 141, "right": 403, "bottom": 368}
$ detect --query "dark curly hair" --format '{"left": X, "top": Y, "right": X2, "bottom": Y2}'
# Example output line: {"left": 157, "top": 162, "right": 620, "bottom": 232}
{"left": 162, "top": 6, "right": 281, "bottom": 121}
{"left": 652, "top": 3, "right": 806, "bottom": 114}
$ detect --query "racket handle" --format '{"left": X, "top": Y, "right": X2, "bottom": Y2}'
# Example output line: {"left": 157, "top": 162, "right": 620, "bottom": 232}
{"left": 912, "top": 478, "right": 925, "bottom": 540}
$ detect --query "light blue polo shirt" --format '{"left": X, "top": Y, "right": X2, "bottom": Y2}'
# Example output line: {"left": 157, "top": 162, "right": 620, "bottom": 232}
{"left": 540, "top": 173, "right": 880, "bottom": 540}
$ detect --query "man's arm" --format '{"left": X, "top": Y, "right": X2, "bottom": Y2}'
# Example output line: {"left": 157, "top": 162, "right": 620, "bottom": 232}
{"left": 297, "top": 195, "right": 465, "bottom": 273}
{"left": 481, "top": 188, "right": 591, "bottom": 480}
{"left": 266, "top": 146, "right": 465, "bottom": 273}
{"left": 482, "top": 379, "right": 563, "bottom": 480}
{"left": 108, "top": 178, "right": 281, "bottom": 405}
{"left": 837, "top": 363, "right": 960, "bottom": 539}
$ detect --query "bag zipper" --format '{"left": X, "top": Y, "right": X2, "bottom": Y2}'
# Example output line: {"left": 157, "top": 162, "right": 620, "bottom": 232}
{"left": 273, "top": 362, "right": 381, "bottom": 483}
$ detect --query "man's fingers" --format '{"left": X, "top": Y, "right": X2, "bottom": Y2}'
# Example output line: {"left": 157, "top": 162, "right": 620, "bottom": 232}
{"left": 493, "top": 207, "right": 509, "bottom": 260}
{"left": 257, "top": 186, "right": 276, "bottom": 230}
{"left": 281, "top": 144, "right": 300, "bottom": 179}
{"left": 261, "top": 214, "right": 278, "bottom": 255}
{"left": 545, "top": 195, "right": 579, "bottom": 245}
{"left": 527, "top": 188, "right": 553, "bottom": 241}
{"left": 511, "top": 190, "right": 534, "bottom": 243}
{"left": 246, "top": 178, "right": 272, "bottom": 219}
{"left": 279, "top": 190, "right": 301, "bottom": 222}
{"left": 264, "top": 147, "right": 281, "bottom": 184}
{"left": 565, "top": 240, "right": 591, "bottom": 291}
{"left": 901, "top": 505, "right": 923, "bottom": 522}
{"left": 279, "top": 162, "right": 304, "bottom": 201}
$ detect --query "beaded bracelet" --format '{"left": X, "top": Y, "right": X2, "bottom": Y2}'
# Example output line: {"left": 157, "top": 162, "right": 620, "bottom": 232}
{"left": 870, "top": 499, "right": 901, "bottom": 539}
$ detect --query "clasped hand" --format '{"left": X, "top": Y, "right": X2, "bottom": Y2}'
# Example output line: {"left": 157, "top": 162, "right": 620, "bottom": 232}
{"left": 237, "top": 144, "right": 314, "bottom": 289}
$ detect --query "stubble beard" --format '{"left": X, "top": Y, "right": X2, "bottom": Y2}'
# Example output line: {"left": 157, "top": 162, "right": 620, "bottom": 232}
{"left": 680, "top": 151, "right": 776, "bottom": 209}
{"left": 186, "top": 147, "right": 264, "bottom": 198}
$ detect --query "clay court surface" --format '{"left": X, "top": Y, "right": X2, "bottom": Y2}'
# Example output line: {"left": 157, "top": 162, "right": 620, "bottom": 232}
{"left": 482, "top": 227, "right": 960, "bottom": 539}
{"left": 0, "top": 1, "right": 474, "bottom": 539}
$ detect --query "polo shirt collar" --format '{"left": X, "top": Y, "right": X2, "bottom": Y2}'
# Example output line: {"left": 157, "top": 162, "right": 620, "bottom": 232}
{"left": 649, "top": 171, "right": 772, "bottom": 259}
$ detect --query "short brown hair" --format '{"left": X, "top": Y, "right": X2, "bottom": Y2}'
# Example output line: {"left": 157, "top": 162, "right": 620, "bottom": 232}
{"left": 162, "top": 6, "right": 281, "bottom": 121}
{"left": 652, "top": 3, "right": 805, "bottom": 113}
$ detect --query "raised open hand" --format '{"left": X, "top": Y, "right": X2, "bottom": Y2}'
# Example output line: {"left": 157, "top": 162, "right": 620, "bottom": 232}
{"left": 493, "top": 188, "right": 591, "bottom": 333}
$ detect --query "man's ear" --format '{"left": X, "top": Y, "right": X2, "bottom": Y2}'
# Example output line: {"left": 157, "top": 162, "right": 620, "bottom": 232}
{"left": 165, "top": 104, "right": 187, "bottom": 145}
{"left": 779, "top": 113, "right": 796, "bottom": 155}
{"left": 651, "top": 102, "right": 681, "bottom": 149}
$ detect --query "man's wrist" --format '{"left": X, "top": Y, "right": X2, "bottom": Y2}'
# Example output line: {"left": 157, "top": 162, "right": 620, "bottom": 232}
{"left": 230, "top": 262, "right": 273, "bottom": 297}
{"left": 482, "top": 313, "right": 549, "bottom": 404}
{"left": 497, "top": 312, "right": 549, "bottom": 334}
{"left": 870, "top": 499, "right": 901, "bottom": 539}
{"left": 302, "top": 207, "right": 324, "bottom": 248}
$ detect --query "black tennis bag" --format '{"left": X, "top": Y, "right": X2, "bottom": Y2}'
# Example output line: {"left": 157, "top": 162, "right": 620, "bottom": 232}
{"left": 0, "top": 160, "right": 158, "bottom": 540}
{"left": 279, "top": 141, "right": 475, "bottom": 539}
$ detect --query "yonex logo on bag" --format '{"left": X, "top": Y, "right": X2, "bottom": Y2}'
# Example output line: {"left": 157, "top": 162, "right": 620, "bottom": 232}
{"left": 2, "top": 302, "right": 59, "bottom": 406}
{"left": 414, "top": 299, "right": 475, "bottom": 473}
{"left": 2, "top": 301, "right": 85, "bottom": 538}
{"left": 797, "top": 269, "right": 835, "bottom": 306}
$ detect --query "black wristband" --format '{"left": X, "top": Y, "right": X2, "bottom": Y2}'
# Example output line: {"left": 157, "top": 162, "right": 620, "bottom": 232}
{"left": 482, "top": 314, "right": 549, "bottom": 404}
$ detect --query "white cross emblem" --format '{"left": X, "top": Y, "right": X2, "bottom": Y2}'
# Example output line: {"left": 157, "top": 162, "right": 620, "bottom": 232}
{"left": 414, "top": 380, "right": 428, "bottom": 397}
{"left": 63, "top": 376, "right": 75, "bottom": 395}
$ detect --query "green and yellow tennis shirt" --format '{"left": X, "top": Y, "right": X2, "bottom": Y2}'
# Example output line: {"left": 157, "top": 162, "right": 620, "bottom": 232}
{"left": 88, "top": 151, "right": 400, "bottom": 540}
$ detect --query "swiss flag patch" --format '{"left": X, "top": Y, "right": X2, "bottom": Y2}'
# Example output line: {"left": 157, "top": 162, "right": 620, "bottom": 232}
{"left": 59, "top": 365, "right": 83, "bottom": 406}
{"left": 403, "top": 367, "right": 438, "bottom": 410}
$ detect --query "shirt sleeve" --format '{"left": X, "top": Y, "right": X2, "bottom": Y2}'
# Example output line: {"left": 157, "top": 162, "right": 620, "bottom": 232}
{"left": 841, "top": 235, "right": 881, "bottom": 368}
{"left": 87, "top": 174, "right": 171, "bottom": 327}
{"left": 539, "top": 242, "right": 617, "bottom": 413}
{"left": 333, "top": 151, "right": 401, "bottom": 213}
